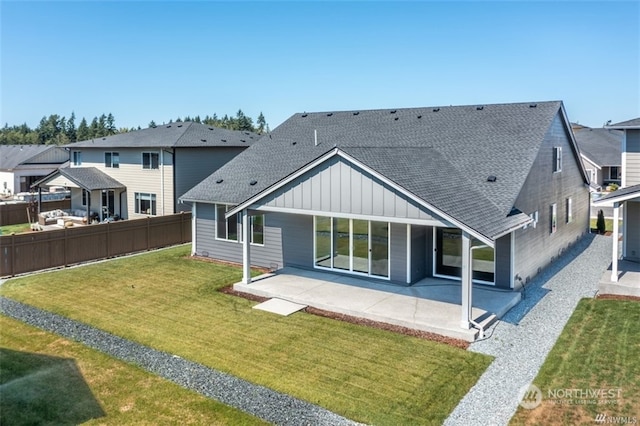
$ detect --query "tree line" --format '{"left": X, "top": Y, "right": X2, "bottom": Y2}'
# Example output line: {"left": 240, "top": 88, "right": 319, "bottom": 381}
{"left": 1, "top": 110, "right": 268, "bottom": 145}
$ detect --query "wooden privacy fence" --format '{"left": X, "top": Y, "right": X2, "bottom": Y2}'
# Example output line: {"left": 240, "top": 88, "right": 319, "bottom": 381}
{"left": 0, "top": 212, "right": 191, "bottom": 277}
{"left": 0, "top": 199, "right": 71, "bottom": 226}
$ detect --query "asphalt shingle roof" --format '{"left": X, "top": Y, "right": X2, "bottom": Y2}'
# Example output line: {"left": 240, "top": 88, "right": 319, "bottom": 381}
{"left": 182, "top": 101, "right": 566, "bottom": 240}
{"left": 0, "top": 145, "right": 67, "bottom": 170}
{"left": 573, "top": 127, "right": 622, "bottom": 166}
{"left": 52, "top": 167, "right": 126, "bottom": 191}
{"left": 65, "top": 122, "right": 259, "bottom": 149}
{"left": 594, "top": 183, "right": 640, "bottom": 203}
{"left": 608, "top": 117, "right": 640, "bottom": 128}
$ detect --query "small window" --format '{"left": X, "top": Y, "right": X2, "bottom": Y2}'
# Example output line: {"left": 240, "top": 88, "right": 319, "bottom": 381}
{"left": 609, "top": 166, "right": 621, "bottom": 181}
{"left": 142, "top": 152, "right": 159, "bottom": 169}
{"left": 82, "top": 189, "right": 88, "bottom": 206}
{"left": 553, "top": 147, "right": 562, "bottom": 173}
{"left": 251, "top": 215, "right": 265, "bottom": 245}
{"left": 73, "top": 151, "right": 82, "bottom": 166}
{"left": 216, "top": 204, "right": 238, "bottom": 241}
{"left": 566, "top": 198, "right": 573, "bottom": 223}
{"left": 135, "top": 192, "right": 156, "bottom": 215}
{"left": 550, "top": 203, "right": 557, "bottom": 234}
{"left": 105, "top": 152, "right": 119, "bottom": 168}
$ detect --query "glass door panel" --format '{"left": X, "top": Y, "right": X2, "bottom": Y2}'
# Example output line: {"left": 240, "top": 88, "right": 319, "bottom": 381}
{"left": 352, "top": 219, "right": 369, "bottom": 274}
{"left": 315, "top": 216, "right": 332, "bottom": 268}
{"left": 435, "top": 228, "right": 495, "bottom": 282}
{"left": 370, "top": 221, "right": 389, "bottom": 277}
{"left": 333, "top": 218, "right": 350, "bottom": 270}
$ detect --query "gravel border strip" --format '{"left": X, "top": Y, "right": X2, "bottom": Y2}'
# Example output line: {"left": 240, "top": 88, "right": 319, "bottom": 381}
{"left": 0, "top": 297, "right": 361, "bottom": 426}
{"left": 444, "top": 234, "right": 612, "bottom": 426}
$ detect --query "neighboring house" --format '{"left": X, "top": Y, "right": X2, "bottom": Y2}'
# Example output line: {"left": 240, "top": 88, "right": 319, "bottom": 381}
{"left": 181, "top": 101, "right": 590, "bottom": 330}
{"left": 572, "top": 125, "right": 622, "bottom": 190}
{"left": 594, "top": 117, "right": 640, "bottom": 282}
{"left": 34, "top": 122, "right": 258, "bottom": 220}
{"left": 0, "top": 145, "right": 68, "bottom": 197}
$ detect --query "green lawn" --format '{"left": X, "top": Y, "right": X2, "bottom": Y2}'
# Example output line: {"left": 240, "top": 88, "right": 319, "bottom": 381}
{"left": 0, "top": 316, "right": 266, "bottom": 425}
{"left": 511, "top": 298, "right": 640, "bottom": 425}
{"left": 0, "top": 222, "right": 31, "bottom": 235}
{"left": 0, "top": 245, "right": 492, "bottom": 425}
{"left": 590, "top": 218, "right": 623, "bottom": 233}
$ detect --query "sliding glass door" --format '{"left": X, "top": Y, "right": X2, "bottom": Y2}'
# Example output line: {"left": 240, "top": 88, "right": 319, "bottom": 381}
{"left": 435, "top": 228, "right": 495, "bottom": 283}
{"left": 314, "top": 216, "right": 389, "bottom": 278}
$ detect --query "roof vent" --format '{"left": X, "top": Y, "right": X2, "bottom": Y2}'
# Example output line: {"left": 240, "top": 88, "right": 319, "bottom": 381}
{"left": 240, "top": 139, "right": 246, "bottom": 143}
{"left": 390, "top": 110, "right": 397, "bottom": 114}
{"left": 166, "top": 125, "right": 171, "bottom": 128}
{"left": 476, "top": 106, "right": 484, "bottom": 111}
{"left": 177, "top": 124, "right": 183, "bottom": 127}
{"left": 221, "top": 139, "right": 227, "bottom": 142}
{"left": 487, "top": 175, "right": 497, "bottom": 182}
{"left": 327, "top": 113, "right": 333, "bottom": 117}
{"left": 201, "top": 139, "right": 207, "bottom": 142}
{"left": 208, "top": 127, "right": 214, "bottom": 130}
{"left": 292, "top": 141, "right": 297, "bottom": 145}
{"left": 433, "top": 108, "right": 440, "bottom": 112}
{"left": 244, "top": 132, "right": 250, "bottom": 135}
{"left": 417, "top": 115, "right": 422, "bottom": 119}
{"left": 102, "top": 137, "right": 106, "bottom": 140}
{"left": 529, "top": 103, "right": 537, "bottom": 108}
{"left": 301, "top": 113, "right": 308, "bottom": 117}
{"left": 394, "top": 117, "right": 399, "bottom": 121}
{"left": 216, "top": 179, "right": 224, "bottom": 184}
{"left": 353, "top": 111, "right": 359, "bottom": 115}
{"left": 249, "top": 180, "right": 257, "bottom": 186}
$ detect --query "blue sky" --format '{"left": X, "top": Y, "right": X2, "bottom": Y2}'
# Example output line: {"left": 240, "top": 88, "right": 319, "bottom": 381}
{"left": 1, "top": 1, "right": 638, "bottom": 130}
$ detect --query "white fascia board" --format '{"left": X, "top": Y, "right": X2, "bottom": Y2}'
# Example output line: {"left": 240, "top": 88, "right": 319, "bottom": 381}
{"left": 580, "top": 153, "right": 602, "bottom": 170}
{"left": 559, "top": 103, "right": 591, "bottom": 184}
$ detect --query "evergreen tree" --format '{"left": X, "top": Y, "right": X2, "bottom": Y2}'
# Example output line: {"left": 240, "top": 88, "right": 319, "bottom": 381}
{"left": 98, "top": 114, "right": 107, "bottom": 137}
{"left": 77, "top": 117, "right": 90, "bottom": 141}
{"left": 106, "top": 113, "right": 116, "bottom": 135}
{"left": 89, "top": 117, "right": 99, "bottom": 138}
{"left": 66, "top": 112, "right": 77, "bottom": 142}
{"left": 148, "top": 120, "right": 157, "bottom": 128}
{"left": 256, "top": 112, "right": 266, "bottom": 134}
{"left": 596, "top": 210, "right": 606, "bottom": 234}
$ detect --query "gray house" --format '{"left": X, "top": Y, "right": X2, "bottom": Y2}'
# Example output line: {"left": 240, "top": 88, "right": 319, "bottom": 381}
{"left": 181, "top": 101, "right": 590, "bottom": 330}
{"left": 572, "top": 125, "right": 622, "bottom": 190}
{"left": 35, "top": 122, "right": 258, "bottom": 220}
{"left": 594, "top": 117, "right": 640, "bottom": 289}
{"left": 0, "top": 145, "right": 68, "bottom": 197}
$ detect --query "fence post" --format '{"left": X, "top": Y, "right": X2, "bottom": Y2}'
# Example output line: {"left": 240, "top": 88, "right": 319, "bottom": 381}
{"left": 106, "top": 221, "right": 110, "bottom": 258}
{"left": 11, "top": 234, "right": 16, "bottom": 277}
{"left": 64, "top": 226, "right": 68, "bottom": 267}
{"left": 147, "top": 217, "right": 150, "bottom": 250}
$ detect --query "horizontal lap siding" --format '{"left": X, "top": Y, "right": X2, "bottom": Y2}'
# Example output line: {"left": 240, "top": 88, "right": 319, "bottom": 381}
{"left": 389, "top": 223, "right": 407, "bottom": 283}
{"left": 626, "top": 202, "right": 640, "bottom": 262}
{"left": 513, "top": 113, "right": 589, "bottom": 285}
{"left": 625, "top": 130, "right": 640, "bottom": 186}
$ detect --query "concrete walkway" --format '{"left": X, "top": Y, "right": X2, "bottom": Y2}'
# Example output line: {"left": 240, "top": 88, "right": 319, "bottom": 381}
{"left": 445, "top": 234, "right": 611, "bottom": 425}
{"left": 235, "top": 268, "right": 521, "bottom": 341}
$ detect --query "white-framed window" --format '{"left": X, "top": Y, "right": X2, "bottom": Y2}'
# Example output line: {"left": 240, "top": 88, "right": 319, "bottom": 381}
{"left": 566, "top": 198, "right": 573, "bottom": 223}
{"left": 135, "top": 192, "right": 156, "bottom": 215}
{"left": 105, "top": 152, "right": 119, "bottom": 168}
{"left": 251, "top": 215, "right": 265, "bottom": 245}
{"left": 550, "top": 203, "right": 557, "bottom": 234}
{"left": 142, "top": 152, "right": 159, "bottom": 169}
{"left": 216, "top": 204, "right": 238, "bottom": 241}
{"left": 82, "top": 189, "right": 88, "bottom": 206}
{"left": 72, "top": 151, "right": 82, "bottom": 166}
{"left": 609, "top": 166, "right": 621, "bottom": 181}
{"left": 553, "top": 147, "right": 562, "bottom": 173}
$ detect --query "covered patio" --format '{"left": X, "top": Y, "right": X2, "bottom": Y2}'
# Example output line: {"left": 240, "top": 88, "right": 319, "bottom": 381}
{"left": 234, "top": 267, "right": 521, "bottom": 342}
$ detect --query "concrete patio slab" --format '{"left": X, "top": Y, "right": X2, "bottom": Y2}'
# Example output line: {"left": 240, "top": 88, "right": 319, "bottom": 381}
{"left": 599, "top": 260, "right": 640, "bottom": 297}
{"left": 235, "top": 267, "right": 521, "bottom": 342}
{"left": 252, "top": 298, "right": 308, "bottom": 316}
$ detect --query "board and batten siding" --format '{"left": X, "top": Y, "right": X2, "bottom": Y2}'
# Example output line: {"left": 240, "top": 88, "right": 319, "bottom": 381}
{"left": 624, "top": 130, "right": 640, "bottom": 186}
{"left": 256, "top": 156, "right": 449, "bottom": 225}
{"left": 512, "top": 113, "right": 589, "bottom": 287}
{"left": 69, "top": 148, "right": 174, "bottom": 219}
{"left": 175, "top": 147, "right": 246, "bottom": 212}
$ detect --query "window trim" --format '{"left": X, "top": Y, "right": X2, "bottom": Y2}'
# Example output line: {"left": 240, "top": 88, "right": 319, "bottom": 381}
{"left": 215, "top": 204, "right": 239, "bottom": 242}
{"left": 609, "top": 166, "right": 621, "bottom": 181}
{"left": 550, "top": 203, "right": 557, "bottom": 234}
{"left": 81, "top": 189, "right": 88, "bottom": 206}
{"left": 105, "top": 151, "right": 119, "bottom": 168}
{"left": 566, "top": 198, "right": 573, "bottom": 224}
{"left": 250, "top": 214, "right": 265, "bottom": 246}
{"left": 142, "top": 152, "right": 160, "bottom": 170}
{"left": 553, "top": 147, "right": 562, "bottom": 173}
{"left": 134, "top": 192, "right": 157, "bottom": 215}
{"left": 72, "top": 151, "right": 82, "bottom": 166}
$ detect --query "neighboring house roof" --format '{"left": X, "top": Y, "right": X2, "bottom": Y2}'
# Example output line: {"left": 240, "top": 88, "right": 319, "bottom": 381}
{"left": 35, "top": 167, "right": 125, "bottom": 191}
{"left": 606, "top": 117, "right": 640, "bottom": 129}
{"left": 65, "top": 122, "right": 259, "bottom": 149}
{"left": 181, "top": 101, "right": 581, "bottom": 242}
{"left": 593, "top": 184, "right": 640, "bottom": 204}
{"left": 0, "top": 145, "right": 68, "bottom": 170}
{"left": 573, "top": 127, "right": 622, "bottom": 167}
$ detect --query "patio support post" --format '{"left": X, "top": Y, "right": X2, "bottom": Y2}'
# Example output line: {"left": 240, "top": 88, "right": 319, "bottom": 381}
{"left": 460, "top": 231, "right": 472, "bottom": 329}
{"left": 242, "top": 209, "right": 251, "bottom": 284}
{"left": 611, "top": 201, "right": 620, "bottom": 282}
